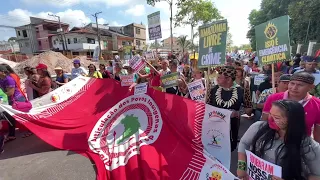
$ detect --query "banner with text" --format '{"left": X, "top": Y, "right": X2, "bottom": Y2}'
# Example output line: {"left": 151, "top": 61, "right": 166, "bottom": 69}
{"left": 198, "top": 20, "right": 228, "bottom": 68}
{"left": 245, "top": 150, "right": 282, "bottom": 180}
{"left": 187, "top": 79, "right": 206, "bottom": 102}
{"left": 129, "top": 55, "right": 145, "bottom": 73}
{"left": 120, "top": 74, "right": 134, "bottom": 86}
{"left": 0, "top": 77, "right": 236, "bottom": 180}
{"left": 255, "top": 15, "right": 290, "bottom": 65}
{"left": 161, "top": 72, "right": 179, "bottom": 89}
{"left": 148, "top": 11, "right": 162, "bottom": 40}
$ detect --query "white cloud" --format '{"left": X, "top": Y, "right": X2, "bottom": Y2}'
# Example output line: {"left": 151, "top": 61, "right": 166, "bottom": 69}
{"left": 124, "top": 5, "right": 146, "bottom": 17}
{"left": 110, "top": 21, "right": 123, "bottom": 26}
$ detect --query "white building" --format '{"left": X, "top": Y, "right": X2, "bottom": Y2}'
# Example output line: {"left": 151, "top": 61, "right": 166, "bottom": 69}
{"left": 51, "top": 31, "right": 99, "bottom": 56}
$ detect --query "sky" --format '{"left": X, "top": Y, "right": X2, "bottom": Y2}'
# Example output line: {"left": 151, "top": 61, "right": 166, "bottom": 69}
{"left": 0, "top": 0, "right": 261, "bottom": 46}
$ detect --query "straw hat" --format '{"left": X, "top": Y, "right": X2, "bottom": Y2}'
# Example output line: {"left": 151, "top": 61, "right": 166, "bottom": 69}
{"left": 54, "top": 66, "right": 63, "bottom": 70}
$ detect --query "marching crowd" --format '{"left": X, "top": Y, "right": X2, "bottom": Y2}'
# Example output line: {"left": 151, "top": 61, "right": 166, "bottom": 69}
{"left": 0, "top": 52, "right": 320, "bottom": 179}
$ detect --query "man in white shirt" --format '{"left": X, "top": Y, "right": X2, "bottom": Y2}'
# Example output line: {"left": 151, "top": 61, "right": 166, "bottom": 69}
{"left": 71, "top": 59, "right": 88, "bottom": 80}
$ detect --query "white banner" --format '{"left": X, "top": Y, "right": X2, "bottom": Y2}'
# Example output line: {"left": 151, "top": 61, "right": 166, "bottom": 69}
{"left": 202, "top": 105, "right": 232, "bottom": 169}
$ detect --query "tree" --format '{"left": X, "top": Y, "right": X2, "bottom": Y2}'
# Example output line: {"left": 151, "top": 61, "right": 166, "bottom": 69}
{"left": 177, "top": 35, "right": 191, "bottom": 53}
{"left": 226, "top": 31, "right": 233, "bottom": 52}
{"left": 247, "top": 0, "right": 320, "bottom": 50}
{"left": 149, "top": 41, "right": 162, "bottom": 49}
{"left": 174, "top": 0, "right": 222, "bottom": 49}
{"left": 7, "top": 37, "right": 17, "bottom": 42}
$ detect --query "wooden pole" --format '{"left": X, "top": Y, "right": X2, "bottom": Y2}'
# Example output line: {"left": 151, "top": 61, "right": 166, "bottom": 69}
{"left": 271, "top": 63, "right": 275, "bottom": 94}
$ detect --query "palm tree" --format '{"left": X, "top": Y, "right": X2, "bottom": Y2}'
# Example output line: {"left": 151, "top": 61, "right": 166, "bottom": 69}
{"left": 177, "top": 35, "right": 191, "bottom": 54}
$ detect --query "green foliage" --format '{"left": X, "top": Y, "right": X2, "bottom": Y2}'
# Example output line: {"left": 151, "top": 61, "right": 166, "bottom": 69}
{"left": 174, "top": 0, "right": 222, "bottom": 28}
{"left": 177, "top": 35, "right": 191, "bottom": 53}
{"left": 247, "top": 0, "right": 320, "bottom": 51}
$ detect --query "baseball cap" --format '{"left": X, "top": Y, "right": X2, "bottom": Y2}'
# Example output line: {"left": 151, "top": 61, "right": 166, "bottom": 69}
{"left": 36, "top": 63, "right": 48, "bottom": 70}
{"left": 73, "top": 59, "right": 80, "bottom": 64}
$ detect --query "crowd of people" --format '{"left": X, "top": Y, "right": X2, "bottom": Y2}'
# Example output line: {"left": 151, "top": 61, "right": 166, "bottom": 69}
{"left": 0, "top": 52, "right": 320, "bottom": 179}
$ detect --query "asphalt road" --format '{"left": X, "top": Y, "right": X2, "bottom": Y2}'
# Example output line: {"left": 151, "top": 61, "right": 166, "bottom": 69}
{"left": 0, "top": 118, "right": 254, "bottom": 180}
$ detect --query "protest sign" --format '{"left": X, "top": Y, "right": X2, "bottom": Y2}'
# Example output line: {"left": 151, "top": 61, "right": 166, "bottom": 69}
{"left": 120, "top": 74, "right": 134, "bottom": 86}
{"left": 187, "top": 79, "right": 206, "bottom": 102}
{"left": 144, "top": 51, "right": 155, "bottom": 60}
{"left": 129, "top": 55, "right": 146, "bottom": 73}
{"left": 245, "top": 150, "right": 282, "bottom": 180}
{"left": 198, "top": 20, "right": 228, "bottom": 68}
{"left": 124, "top": 46, "right": 132, "bottom": 60}
{"left": 254, "top": 75, "right": 266, "bottom": 86}
{"left": 134, "top": 82, "right": 148, "bottom": 95}
{"left": 255, "top": 15, "right": 291, "bottom": 65}
{"left": 148, "top": 11, "right": 162, "bottom": 40}
{"left": 160, "top": 72, "right": 179, "bottom": 89}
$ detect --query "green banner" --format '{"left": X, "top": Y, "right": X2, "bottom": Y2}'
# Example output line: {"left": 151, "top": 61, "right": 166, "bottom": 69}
{"left": 255, "top": 15, "right": 291, "bottom": 65}
{"left": 198, "top": 19, "right": 228, "bottom": 68}
{"left": 161, "top": 72, "right": 179, "bottom": 89}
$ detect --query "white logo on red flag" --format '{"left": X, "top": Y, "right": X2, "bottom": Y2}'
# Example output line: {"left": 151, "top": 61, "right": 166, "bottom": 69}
{"left": 88, "top": 95, "right": 163, "bottom": 170}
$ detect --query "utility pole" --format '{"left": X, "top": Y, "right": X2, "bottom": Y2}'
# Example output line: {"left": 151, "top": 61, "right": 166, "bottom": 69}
{"left": 169, "top": 0, "right": 173, "bottom": 54}
{"left": 48, "top": 13, "right": 68, "bottom": 51}
{"left": 92, "top": 12, "right": 102, "bottom": 60}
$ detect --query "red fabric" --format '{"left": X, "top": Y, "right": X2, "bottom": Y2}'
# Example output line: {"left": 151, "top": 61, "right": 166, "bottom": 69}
{"left": 263, "top": 92, "right": 320, "bottom": 136}
{"left": 12, "top": 79, "right": 206, "bottom": 180}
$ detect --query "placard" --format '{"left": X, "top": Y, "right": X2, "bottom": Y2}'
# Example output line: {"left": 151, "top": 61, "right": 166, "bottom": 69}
{"left": 120, "top": 74, "right": 134, "bottom": 86}
{"left": 147, "top": 11, "right": 162, "bottom": 40}
{"left": 129, "top": 55, "right": 146, "bottom": 73}
{"left": 134, "top": 82, "right": 148, "bottom": 95}
{"left": 187, "top": 79, "right": 206, "bottom": 102}
{"left": 198, "top": 20, "right": 228, "bottom": 68}
{"left": 160, "top": 72, "right": 179, "bottom": 89}
{"left": 254, "top": 75, "right": 266, "bottom": 86}
{"left": 245, "top": 150, "right": 282, "bottom": 180}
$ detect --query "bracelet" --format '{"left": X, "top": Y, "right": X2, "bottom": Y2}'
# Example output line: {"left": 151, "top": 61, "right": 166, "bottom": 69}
{"left": 237, "top": 160, "right": 247, "bottom": 171}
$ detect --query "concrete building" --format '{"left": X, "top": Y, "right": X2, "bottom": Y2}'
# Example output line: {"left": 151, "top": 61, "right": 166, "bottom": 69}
{"left": 109, "top": 23, "right": 146, "bottom": 50}
{"left": 162, "top": 37, "right": 181, "bottom": 52}
{"left": 15, "top": 17, "right": 69, "bottom": 54}
{"left": 123, "top": 23, "right": 146, "bottom": 50}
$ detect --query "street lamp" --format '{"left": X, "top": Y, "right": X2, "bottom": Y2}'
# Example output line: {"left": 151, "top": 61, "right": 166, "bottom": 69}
{"left": 147, "top": 0, "right": 173, "bottom": 54}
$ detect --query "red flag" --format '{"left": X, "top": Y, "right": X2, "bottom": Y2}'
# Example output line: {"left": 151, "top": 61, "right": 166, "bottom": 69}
{"left": 1, "top": 77, "right": 235, "bottom": 180}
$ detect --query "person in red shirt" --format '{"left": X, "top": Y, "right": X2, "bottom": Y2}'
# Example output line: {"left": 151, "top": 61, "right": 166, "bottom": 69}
{"left": 28, "top": 63, "right": 52, "bottom": 97}
{"left": 262, "top": 71, "right": 320, "bottom": 143}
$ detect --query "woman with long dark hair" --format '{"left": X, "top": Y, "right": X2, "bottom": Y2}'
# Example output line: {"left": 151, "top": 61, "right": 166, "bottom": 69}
{"left": 237, "top": 100, "right": 320, "bottom": 180}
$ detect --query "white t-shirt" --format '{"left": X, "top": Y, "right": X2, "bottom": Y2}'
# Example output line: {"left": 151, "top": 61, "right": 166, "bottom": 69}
{"left": 71, "top": 67, "right": 88, "bottom": 80}
{"left": 243, "top": 65, "right": 253, "bottom": 74}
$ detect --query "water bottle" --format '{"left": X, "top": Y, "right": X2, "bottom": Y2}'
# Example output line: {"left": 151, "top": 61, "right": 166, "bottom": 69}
{"left": 0, "top": 96, "right": 3, "bottom": 104}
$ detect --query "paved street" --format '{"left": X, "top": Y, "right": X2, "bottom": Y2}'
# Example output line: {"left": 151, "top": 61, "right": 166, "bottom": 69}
{"left": 0, "top": 118, "right": 254, "bottom": 180}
